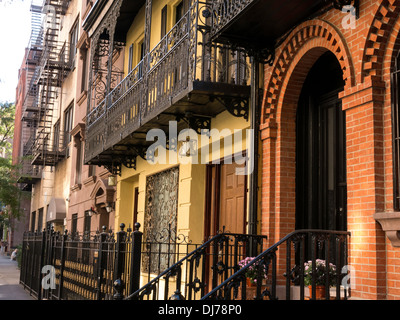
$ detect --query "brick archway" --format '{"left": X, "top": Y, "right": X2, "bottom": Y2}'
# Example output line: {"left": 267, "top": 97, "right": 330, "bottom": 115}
{"left": 361, "top": 0, "right": 400, "bottom": 81}
{"left": 261, "top": 19, "right": 355, "bottom": 127}
{"left": 260, "top": 20, "right": 355, "bottom": 244}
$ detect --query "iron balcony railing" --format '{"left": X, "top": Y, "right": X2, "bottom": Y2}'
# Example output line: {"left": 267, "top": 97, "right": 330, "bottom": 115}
{"left": 202, "top": 229, "right": 351, "bottom": 300}
{"left": 17, "top": 157, "right": 43, "bottom": 184}
{"left": 31, "top": 128, "right": 68, "bottom": 166}
{"left": 85, "top": 0, "right": 251, "bottom": 163}
{"left": 210, "top": 0, "right": 256, "bottom": 38}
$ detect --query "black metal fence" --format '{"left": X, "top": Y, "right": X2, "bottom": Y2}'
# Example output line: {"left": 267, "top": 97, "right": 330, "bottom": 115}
{"left": 202, "top": 229, "right": 351, "bottom": 301}
{"left": 126, "top": 232, "right": 269, "bottom": 300}
{"left": 20, "top": 225, "right": 349, "bottom": 300}
{"left": 19, "top": 223, "right": 268, "bottom": 300}
{"left": 19, "top": 222, "right": 179, "bottom": 300}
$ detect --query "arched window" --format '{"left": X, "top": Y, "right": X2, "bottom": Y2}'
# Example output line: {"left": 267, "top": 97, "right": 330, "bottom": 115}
{"left": 391, "top": 51, "right": 400, "bottom": 210}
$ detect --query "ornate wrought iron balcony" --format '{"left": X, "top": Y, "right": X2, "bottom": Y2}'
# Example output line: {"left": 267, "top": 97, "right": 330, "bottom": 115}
{"left": 209, "top": 0, "right": 353, "bottom": 62}
{"left": 85, "top": 1, "right": 252, "bottom": 171}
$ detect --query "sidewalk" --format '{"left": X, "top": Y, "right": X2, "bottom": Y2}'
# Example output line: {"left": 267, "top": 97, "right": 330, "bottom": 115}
{"left": 0, "top": 254, "right": 34, "bottom": 300}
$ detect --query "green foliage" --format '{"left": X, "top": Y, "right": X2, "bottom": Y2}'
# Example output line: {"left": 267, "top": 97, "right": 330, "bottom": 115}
{"left": 304, "top": 259, "right": 337, "bottom": 287}
{"left": 0, "top": 102, "right": 22, "bottom": 220}
{"left": 0, "top": 102, "right": 15, "bottom": 157}
{"left": 0, "top": 158, "right": 22, "bottom": 219}
{"left": 238, "top": 257, "right": 268, "bottom": 284}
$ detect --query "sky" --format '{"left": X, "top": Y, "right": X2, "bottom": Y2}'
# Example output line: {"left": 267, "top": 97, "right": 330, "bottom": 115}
{"left": 0, "top": 0, "right": 32, "bottom": 104}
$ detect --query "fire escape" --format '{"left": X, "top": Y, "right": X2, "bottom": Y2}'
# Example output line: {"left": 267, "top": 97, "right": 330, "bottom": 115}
{"left": 18, "top": 1, "right": 44, "bottom": 189}
{"left": 27, "top": 0, "right": 71, "bottom": 168}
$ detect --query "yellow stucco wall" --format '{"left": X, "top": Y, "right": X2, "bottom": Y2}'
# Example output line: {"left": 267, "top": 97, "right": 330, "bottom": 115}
{"left": 113, "top": 1, "right": 262, "bottom": 286}
{"left": 124, "top": 0, "right": 188, "bottom": 76}
{"left": 115, "top": 110, "right": 253, "bottom": 245}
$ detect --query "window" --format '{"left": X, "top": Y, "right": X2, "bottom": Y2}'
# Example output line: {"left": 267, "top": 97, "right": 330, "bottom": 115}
{"left": 175, "top": 1, "right": 183, "bottom": 23}
{"left": 37, "top": 208, "right": 43, "bottom": 232}
{"left": 31, "top": 211, "right": 36, "bottom": 232}
{"left": 138, "top": 41, "right": 144, "bottom": 78}
{"left": 139, "top": 41, "right": 145, "bottom": 61}
{"left": 84, "top": 211, "right": 91, "bottom": 234}
{"left": 69, "top": 19, "right": 79, "bottom": 66}
{"left": 161, "top": 5, "right": 168, "bottom": 38}
{"left": 53, "top": 121, "right": 61, "bottom": 151}
{"left": 81, "top": 49, "right": 88, "bottom": 92}
{"left": 175, "top": 0, "right": 188, "bottom": 23}
{"left": 64, "top": 104, "right": 74, "bottom": 152}
{"left": 71, "top": 213, "right": 78, "bottom": 235}
{"left": 74, "top": 134, "right": 83, "bottom": 185}
{"left": 392, "top": 52, "right": 400, "bottom": 210}
{"left": 128, "top": 44, "right": 133, "bottom": 73}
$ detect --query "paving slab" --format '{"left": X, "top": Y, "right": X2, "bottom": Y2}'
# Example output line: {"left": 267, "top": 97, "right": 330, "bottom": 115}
{"left": 0, "top": 254, "right": 34, "bottom": 300}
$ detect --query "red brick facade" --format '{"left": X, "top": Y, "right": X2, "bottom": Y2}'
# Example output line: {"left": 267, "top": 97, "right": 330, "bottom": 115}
{"left": 260, "top": 0, "right": 400, "bottom": 300}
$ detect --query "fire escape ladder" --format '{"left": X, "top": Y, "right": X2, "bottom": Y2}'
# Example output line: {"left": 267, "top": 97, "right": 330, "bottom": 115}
{"left": 29, "top": 0, "right": 71, "bottom": 167}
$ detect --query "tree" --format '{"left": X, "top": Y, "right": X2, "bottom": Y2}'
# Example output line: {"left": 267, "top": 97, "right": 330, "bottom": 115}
{"left": 0, "top": 102, "right": 22, "bottom": 220}
{"left": 0, "top": 102, "right": 15, "bottom": 157}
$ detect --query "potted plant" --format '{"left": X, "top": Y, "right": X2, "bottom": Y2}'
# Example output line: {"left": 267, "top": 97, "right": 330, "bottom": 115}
{"left": 238, "top": 257, "right": 268, "bottom": 287}
{"left": 304, "top": 259, "right": 336, "bottom": 299}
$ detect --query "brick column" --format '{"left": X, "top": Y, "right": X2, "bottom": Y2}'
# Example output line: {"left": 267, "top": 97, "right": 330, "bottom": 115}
{"left": 260, "top": 120, "right": 277, "bottom": 247}
{"left": 340, "top": 76, "right": 387, "bottom": 300}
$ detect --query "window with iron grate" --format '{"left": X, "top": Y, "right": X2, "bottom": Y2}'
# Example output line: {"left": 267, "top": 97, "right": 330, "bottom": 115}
{"left": 391, "top": 51, "right": 400, "bottom": 210}
{"left": 143, "top": 166, "right": 180, "bottom": 274}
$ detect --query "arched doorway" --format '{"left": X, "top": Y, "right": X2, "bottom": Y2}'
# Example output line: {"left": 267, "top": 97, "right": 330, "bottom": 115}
{"left": 295, "top": 51, "right": 347, "bottom": 232}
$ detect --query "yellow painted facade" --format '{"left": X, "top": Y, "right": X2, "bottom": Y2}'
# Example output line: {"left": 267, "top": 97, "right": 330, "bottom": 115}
{"left": 115, "top": 0, "right": 262, "bottom": 245}
{"left": 115, "top": 110, "right": 257, "bottom": 245}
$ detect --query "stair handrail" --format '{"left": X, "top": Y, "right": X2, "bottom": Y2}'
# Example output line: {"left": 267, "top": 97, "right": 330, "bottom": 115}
{"left": 201, "top": 229, "right": 351, "bottom": 300}
{"left": 125, "top": 231, "right": 268, "bottom": 300}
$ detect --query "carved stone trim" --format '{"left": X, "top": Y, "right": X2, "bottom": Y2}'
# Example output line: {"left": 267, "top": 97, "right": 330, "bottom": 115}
{"left": 374, "top": 211, "right": 400, "bottom": 247}
{"left": 71, "top": 123, "right": 86, "bottom": 140}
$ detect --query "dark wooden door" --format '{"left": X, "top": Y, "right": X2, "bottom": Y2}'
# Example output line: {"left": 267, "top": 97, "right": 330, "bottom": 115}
{"left": 296, "top": 52, "right": 347, "bottom": 232}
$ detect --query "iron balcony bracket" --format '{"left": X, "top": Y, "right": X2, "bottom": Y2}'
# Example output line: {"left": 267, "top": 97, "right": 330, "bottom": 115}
{"left": 104, "top": 161, "right": 122, "bottom": 176}
{"left": 177, "top": 112, "right": 212, "bottom": 135}
{"left": 122, "top": 157, "right": 137, "bottom": 171}
{"left": 166, "top": 136, "right": 178, "bottom": 151}
{"left": 214, "top": 96, "right": 249, "bottom": 121}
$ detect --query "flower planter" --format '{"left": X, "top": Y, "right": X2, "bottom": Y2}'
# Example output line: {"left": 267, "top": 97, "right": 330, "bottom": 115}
{"left": 246, "top": 278, "right": 256, "bottom": 287}
{"left": 237, "top": 282, "right": 269, "bottom": 300}
{"left": 308, "top": 285, "right": 326, "bottom": 300}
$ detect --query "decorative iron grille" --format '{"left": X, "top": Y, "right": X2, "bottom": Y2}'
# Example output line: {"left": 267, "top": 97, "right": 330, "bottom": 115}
{"left": 143, "top": 167, "right": 180, "bottom": 274}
